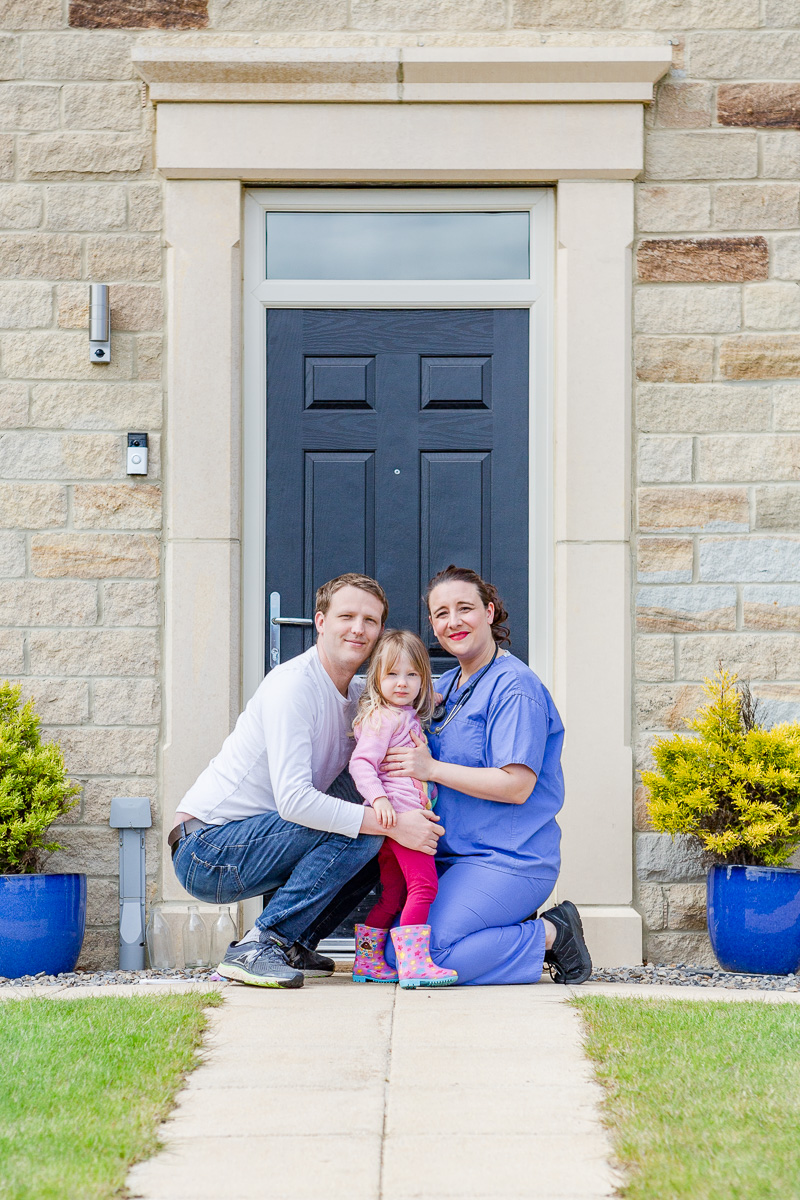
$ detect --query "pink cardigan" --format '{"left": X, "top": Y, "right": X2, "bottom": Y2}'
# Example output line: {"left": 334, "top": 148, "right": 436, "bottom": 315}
{"left": 349, "top": 706, "right": 427, "bottom": 814}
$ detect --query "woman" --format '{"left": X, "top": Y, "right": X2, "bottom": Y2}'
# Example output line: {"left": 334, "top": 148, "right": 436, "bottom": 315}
{"left": 383, "top": 565, "right": 591, "bottom": 986}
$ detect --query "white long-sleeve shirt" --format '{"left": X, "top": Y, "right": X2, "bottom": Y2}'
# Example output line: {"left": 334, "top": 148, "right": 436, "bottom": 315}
{"left": 179, "top": 646, "right": 365, "bottom": 838}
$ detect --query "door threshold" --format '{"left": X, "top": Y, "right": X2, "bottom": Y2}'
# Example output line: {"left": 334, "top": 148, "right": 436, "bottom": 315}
{"left": 319, "top": 937, "right": 356, "bottom": 961}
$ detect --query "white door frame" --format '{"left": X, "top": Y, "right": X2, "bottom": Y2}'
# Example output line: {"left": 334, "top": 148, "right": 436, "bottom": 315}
{"left": 161, "top": 177, "right": 641, "bottom": 964}
{"left": 242, "top": 187, "right": 555, "bottom": 704}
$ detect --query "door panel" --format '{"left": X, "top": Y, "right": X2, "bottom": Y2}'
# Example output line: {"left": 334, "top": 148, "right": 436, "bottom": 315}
{"left": 420, "top": 356, "right": 492, "bottom": 409}
{"left": 420, "top": 450, "right": 492, "bottom": 634}
{"left": 305, "top": 358, "right": 376, "bottom": 409}
{"left": 303, "top": 452, "right": 376, "bottom": 609}
{"left": 266, "top": 309, "right": 529, "bottom": 670}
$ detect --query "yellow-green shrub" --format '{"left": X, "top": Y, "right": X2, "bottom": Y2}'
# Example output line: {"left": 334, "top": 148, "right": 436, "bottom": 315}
{"left": 0, "top": 681, "right": 80, "bottom": 874}
{"left": 643, "top": 668, "right": 800, "bottom": 867}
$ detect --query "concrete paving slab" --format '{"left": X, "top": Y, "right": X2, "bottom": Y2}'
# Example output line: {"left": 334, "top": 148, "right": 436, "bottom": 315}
{"left": 222, "top": 974, "right": 383, "bottom": 998}
{"left": 381, "top": 1133, "right": 618, "bottom": 1198}
{"left": 206, "top": 1004, "right": 393, "bottom": 1044}
{"left": 387, "top": 1044, "right": 594, "bottom": 1087}
{"left": 166, "top": 1085, "right": 386, "bottom": 1137}
{"left": 388, "top": 1033, "right": 586, "bottom": 1064}
{"left": 389, "top": 1014, "right": 584, "bottom": 1052}
{"left": 384, "top": 1085, "right": 604, "bottom": 1136}
{"left": 127, "top": 1133, "right": 382, "bottom": 1200}
{"left": 178, "top": 1058, "right": 380, "bottom": 1092}
{"left": 203, "top": 1037, "right": 389, "bottom": 1067}
{"left": 390, "top": 980, "right": 568, "bottom": 1009}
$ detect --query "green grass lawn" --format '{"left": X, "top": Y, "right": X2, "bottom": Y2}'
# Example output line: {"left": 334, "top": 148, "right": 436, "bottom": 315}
{"left": 575, "top": 996, "right": 800, "bottom": 1200}
{"left": 0, "top": 991, "right": 222, "bottom": 1200}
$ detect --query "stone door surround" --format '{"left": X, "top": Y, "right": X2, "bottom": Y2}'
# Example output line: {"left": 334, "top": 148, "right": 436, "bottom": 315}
{"left": 135, "top": 43, "right": 672, "bottom": 966}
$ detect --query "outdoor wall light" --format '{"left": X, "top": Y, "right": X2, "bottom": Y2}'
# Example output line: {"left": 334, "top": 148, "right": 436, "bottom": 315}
{"left": 89, "top": 283, "right": 111, "bottom": 362}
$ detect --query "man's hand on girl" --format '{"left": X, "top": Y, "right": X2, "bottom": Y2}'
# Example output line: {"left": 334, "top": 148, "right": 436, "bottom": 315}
{"left": 373, "top": 796, "right": 397, "bottom": 828}
{"left": 382, "top": 729, "right": 435, "bottom": 781}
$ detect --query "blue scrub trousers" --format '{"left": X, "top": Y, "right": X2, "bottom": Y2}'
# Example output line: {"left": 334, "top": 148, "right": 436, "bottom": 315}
{"left": 386, "top": 859, "right": 555, "bottom": 985}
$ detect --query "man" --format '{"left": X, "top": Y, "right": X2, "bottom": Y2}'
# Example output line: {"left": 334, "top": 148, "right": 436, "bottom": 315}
{"left": 170, "top": 573, "right": 443, "bottom": 989}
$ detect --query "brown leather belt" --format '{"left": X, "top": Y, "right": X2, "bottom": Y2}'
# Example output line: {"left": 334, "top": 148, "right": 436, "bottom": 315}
{"left": 167, "top": 818, "right": 208, "bottom": 858}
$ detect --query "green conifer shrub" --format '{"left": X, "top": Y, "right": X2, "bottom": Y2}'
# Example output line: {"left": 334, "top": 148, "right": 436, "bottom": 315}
{"left": 0, "top": 681, "right": 80, "bottom": 874}
{"left": 643, "top": 668, "right": 800, "bottom": 867}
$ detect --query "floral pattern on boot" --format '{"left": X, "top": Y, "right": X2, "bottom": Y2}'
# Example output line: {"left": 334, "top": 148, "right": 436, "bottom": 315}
{"left": 352, "top": 924, "right": 399, "bottom": 983}
{"left": 390, "top": 924, "right": 458, "bottom": 989}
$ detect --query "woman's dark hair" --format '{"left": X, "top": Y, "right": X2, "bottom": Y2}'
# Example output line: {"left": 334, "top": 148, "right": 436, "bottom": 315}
{"left": 424, "top": 565, "right": 511, "bottom": 647}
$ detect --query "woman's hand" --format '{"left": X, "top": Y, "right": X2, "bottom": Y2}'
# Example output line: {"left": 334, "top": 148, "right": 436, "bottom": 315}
{"left": 372, "top": 796, "right": 397, "bottom": 829}
{"left": 382, "top": 729, "right": 436, "bottom": 782}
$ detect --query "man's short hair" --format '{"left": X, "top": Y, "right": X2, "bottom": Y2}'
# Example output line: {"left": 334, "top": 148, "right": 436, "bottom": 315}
{"left": 315, "top": 574, "right": 389, "bottom": 625}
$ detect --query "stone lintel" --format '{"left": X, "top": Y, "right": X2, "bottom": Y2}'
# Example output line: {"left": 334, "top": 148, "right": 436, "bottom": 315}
{"left": 153, "top": 101, "right": 645, "bottom": 182}
{"left": 132, "top": 44, "right": 673, "bottom": 105}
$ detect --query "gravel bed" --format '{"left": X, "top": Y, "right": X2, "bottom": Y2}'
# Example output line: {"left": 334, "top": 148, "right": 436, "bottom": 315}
{"left": 590, "top": 963, "right": 800, "bottom": 991}
{"left": 0, "top": 967, "right": 222, "bottom": 989}
{"left": 3, "top": 962, "right": 799, "bottom": 991}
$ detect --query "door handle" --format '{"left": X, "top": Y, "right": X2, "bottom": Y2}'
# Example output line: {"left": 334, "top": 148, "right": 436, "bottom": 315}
{"left": 269, "top": 592, "right": 313, "bottom": 668}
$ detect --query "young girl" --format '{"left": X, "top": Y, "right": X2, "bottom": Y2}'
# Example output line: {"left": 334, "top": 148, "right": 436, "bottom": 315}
{"left": 349, "top": 629, "right": 458, "bottom": 989}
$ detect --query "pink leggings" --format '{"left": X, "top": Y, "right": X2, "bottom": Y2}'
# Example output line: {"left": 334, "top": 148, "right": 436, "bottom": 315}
{"left": 367, "top": 840, "right": 439, "bottom": 928}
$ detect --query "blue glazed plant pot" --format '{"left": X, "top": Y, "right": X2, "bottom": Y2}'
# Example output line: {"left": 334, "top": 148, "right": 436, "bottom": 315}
{"left": 707, "top": 864, "right": 800, "bottom": 976}
{"left": 0, "top": 873, "right": 87, "bottom": 979}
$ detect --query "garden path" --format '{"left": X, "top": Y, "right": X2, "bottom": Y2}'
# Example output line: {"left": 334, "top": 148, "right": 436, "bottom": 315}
{"left": 125, "top": 975, "right": 619, "bottom": 1200}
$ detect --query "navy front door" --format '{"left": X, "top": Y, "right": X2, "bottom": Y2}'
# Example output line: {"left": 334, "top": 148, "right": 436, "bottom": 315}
{"left": 266, "top": 309, "right": 529, "bottom": 669}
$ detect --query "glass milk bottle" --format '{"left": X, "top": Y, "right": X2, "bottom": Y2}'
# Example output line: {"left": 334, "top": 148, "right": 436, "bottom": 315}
{"left": 182, "top": 905, "right": 209, "bottom": 968}
{"left": 145, "top": 907, "right": 176, "bottom": 970}
{"left": 211, "top": 907, "right": 238, "bottom": 964}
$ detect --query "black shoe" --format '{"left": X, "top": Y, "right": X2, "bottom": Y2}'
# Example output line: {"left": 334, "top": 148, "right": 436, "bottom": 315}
{"left": 217, "top": 931, "right": 304, "bottom": 989}
{"left": 541, "top": 900, "right": 592, "bottom": 985}
{"left": 286, "top": 943, "right": 335, "bottom": 978}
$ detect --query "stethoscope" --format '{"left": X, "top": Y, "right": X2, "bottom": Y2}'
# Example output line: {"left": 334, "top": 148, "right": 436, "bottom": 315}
{"left": 430, "top": 644, "right": 499, "bottom": 734}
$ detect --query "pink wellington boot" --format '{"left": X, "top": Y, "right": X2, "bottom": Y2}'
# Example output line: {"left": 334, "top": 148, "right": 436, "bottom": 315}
{"left": 390, "top": 924, "right": 458, "bottom": 989}
{"left": 352, "top": 924, "right": 399, "bottom": 983}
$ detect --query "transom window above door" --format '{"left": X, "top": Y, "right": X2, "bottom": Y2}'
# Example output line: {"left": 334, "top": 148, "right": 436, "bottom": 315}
{"left": 265, "top": 211, "right": 530, "bottom": 279}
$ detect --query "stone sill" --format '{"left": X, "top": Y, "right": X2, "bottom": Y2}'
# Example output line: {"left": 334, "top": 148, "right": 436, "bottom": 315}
{"left": 132, "top": 44, "right": 673, "bottom": 105}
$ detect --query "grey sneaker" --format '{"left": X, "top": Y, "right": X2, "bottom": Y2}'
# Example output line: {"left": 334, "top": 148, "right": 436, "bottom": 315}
{"left": 542, "top": 900, "right": 592, "bottom": 985}
{"left": 217, "top": 931, "right": 304, "bottom": 989}
{"left": 286, "top": 943, "right": 335, "bottom": 978}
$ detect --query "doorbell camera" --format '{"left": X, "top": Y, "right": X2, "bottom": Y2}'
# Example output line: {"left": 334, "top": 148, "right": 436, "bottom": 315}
{"left": 127, "top": 433, "right": 148, "bottom": 476}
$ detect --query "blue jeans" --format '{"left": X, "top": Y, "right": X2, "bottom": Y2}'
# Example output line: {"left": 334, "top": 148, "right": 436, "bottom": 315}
{"left": 172, "top": 809, "right": 381, "bottom": 946}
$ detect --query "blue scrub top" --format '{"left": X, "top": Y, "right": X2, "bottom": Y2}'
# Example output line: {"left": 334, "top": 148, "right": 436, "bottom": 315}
{"left": 428, "top": 651, "right": 564, "bottom": 879}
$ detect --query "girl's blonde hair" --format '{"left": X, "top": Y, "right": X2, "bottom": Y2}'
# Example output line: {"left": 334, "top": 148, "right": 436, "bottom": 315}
{"left": 355, "top": 629, "right": 434, "bottom": 729}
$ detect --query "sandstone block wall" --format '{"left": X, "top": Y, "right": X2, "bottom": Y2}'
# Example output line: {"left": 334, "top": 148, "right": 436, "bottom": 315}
{"left": 634, "top": 51, "right": 800, "bottom": 964}
{"left": 2, "top": 0, "right": 800, "bottom": 967}
{"left": 0, "top": 7, "right": 161, "bottom": 966}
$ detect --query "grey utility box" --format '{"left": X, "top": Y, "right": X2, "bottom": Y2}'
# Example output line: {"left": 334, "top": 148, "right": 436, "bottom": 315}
{"left": 109, "top": 797, "right": 152, "bottom": 971}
